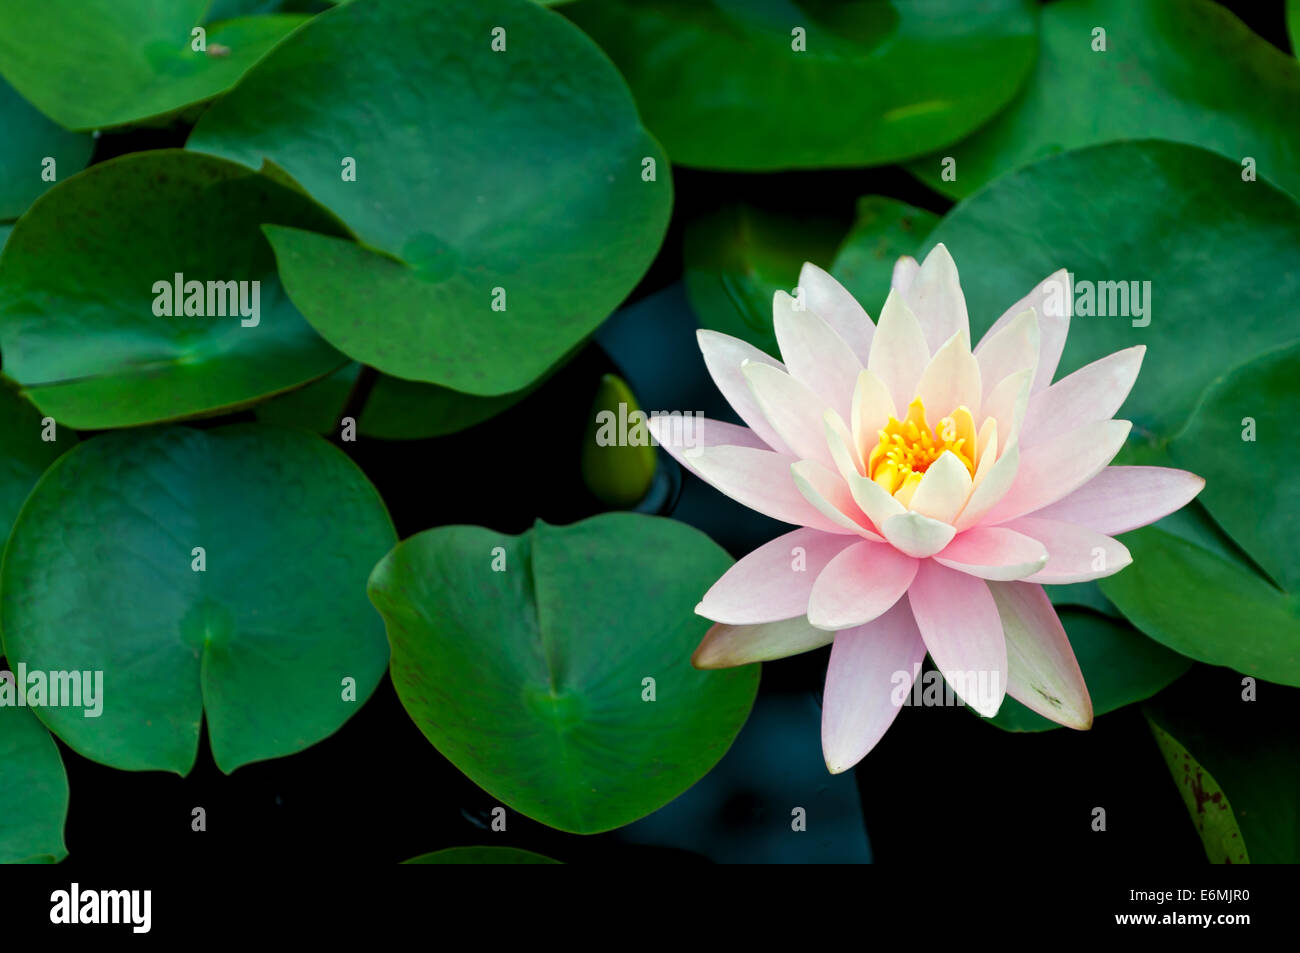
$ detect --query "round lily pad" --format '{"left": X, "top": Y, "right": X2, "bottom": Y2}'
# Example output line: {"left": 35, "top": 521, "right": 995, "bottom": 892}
{"left": 0, "top": 149, "right": 350, "bottom": 430}
{"left": 0, "top": 1, "right": 309, "bottom": 130}
{"left": 564, "top": 0, "right": 1039, "bottom": 170}
{"left": 0, "top": 77, "right": 93, "bottom": 221}
{"left": 189, "top": 0, "right": 671, "bottom": 396}
{"left": 908, "top": 0, "right": 1300, "bottom": 200}
{"left": 0, "top": 424, "right": 397, "bottom": 774}
{"left": 369, "top": 513, "right": 759, "bottom": 834}
{"left": 0, "top": 697, "right": 68, "bottom": 863}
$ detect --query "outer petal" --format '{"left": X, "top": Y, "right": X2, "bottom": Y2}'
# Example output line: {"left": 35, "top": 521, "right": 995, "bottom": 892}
{"left": 696, "top": 528, "right": 858, "bottom": 625}
{"left": 1003, "top": 516, "right": 1132, "bottom": 584}
{"left": 647, "top": 415, "right": 767, "bottom": 480}
{"left": 697, "top": 329, "right": 793, "bottom": 454}
{"left": 773, "top": 290, "right": 863, "bottom": 421}
{"left": 915, "top": 328, "right": 982, "bottom": 419}
{"left": 798, "top": 262, "right": 874, "bottom": 363}
{"left": 987, "top": 581, "right": 1092, "bottom": 729}
{"left": 742, "top": 360, "right": 838, "bottom": 470}
{"left": 907, "top": 560, "right": 1007, "bottom": 717}
{"left": 934, "top": 526, "right": 1048, "bottom": 581}
{"left": 867, "top": 289, "right": 930, "bottom": 416}
{"left": 978, "top": 268, "right": 1071, "bottom": 393}
{"left": 807, "top": 540, "right": 918, "bottom": 630}
{"left": 900, "top": 243, "right": 969, "bottom": 354}
{"left": 693, "top": 617, "right": 833, "bottom": 669}
{"left": 791, "top": 460, "right": 881, "bottom": 538}
{"left": 906, "top": 450, "right": 974, "bottom": 525}
{"left": 1027, "top": 466, "right": 1205, "bottom": 535}
{"left": 821, "top": 600, "right": 927, "bottom": 774}
{"left": 1018, "top": 346, "right": 1145, "bottom": 449}
{"left": 981, "top": 367, "right": 1032, "bottom": 451}
{"left": 881, "top": 511, "right": 956, "bottom": 558}
{"left": 681, "top": 443, "right": 858, "bottom": 535}
{"left": 983, "top": 419, "right": 1133, "bottom": 524}
{"left": 973, "top": 308, "right": 1039, "bottom": 405}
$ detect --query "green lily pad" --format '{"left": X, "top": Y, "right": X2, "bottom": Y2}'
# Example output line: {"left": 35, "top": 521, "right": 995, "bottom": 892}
{"left": 369, "top": 513, "right": 759, "bottom": 834}
{"left": 685, "top": 204, "right": 845, "bottom": 357}
{"left": 0, "top": 384, "right": 76, "bottom": 545}
{"left": 564, "top": 0, "right": 1039, "bottom": 170}
{"left": 1146, "top": 716, "right": 1249, "bottom": 864}
{"left": 254, "top": 362, "right": 537, "bottom": 440}
{"left": 0, "top": 695, "right": 68, "bottom": 863}
{"left": 0, "top": 78, "right": 93, "bottom": 221}
{"left": 0, "top": 424, "right": 396, "bottom": 774}
{"left": 908, "top": 0, "right": 1300, "bottom": 200}
{"left": 829, "top": 196, "right": 940, "bottom": 315}
{"left": 985, "top": 608, "right": 1191, "bottom": 732}
{"left": 1290, "top": 0, "right": 1300, "bottom": 57}
{"left": 0, "top": 2, "right": 308, "bottom": 130}
{"left": 188, "top": 0, "right": 671, "bottom": 397}
{"left": 0, "top": 149, "right": 349, "bottom": 430}
{"left": 403, "top": 846, "right": 561, "bottom": 864}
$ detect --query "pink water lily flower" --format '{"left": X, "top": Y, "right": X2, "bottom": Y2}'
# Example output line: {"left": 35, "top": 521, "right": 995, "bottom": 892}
{"left": 648, "top": 245, "right": 1204, "bottom": 773}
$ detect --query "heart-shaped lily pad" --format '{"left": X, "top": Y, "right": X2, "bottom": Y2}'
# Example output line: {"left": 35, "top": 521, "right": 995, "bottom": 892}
{"left": 0, "top": 694, "right": 68, "bottom": 863}
{"left": 0, "top": 149, "right": 350, "bottom": 430}
{"left": 369, "top": 513, "right": 759, "bottom": 834}
{"left": 0, "top": 424, "right": 396, "bottom": 774}
{"left": 0, "top": 384, "right": 76, "bottom": 545}
{"left": 403, "top": 847, "right": 561, "bottom": 864}
{"left": 985, "top": 608, "right": 1191, "bottom": 732}
{"left": 908, "top": 0, "right": 1300, "bottom": 200}
{"left": 0, "top": 78, "right": 92, "bottom": 221}
{"left": 189, "top": 0, "right": 671, "bottom": 396}
{"left": 0, "top": 1, "right": 308, "bottom": 130}
{"left": 564, "top": 0, "right": 1039, "bottom": 170}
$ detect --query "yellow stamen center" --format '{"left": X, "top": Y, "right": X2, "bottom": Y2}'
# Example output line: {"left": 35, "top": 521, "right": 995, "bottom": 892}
{"left": 867, "top": 398, "right": 976, "bottom": 505}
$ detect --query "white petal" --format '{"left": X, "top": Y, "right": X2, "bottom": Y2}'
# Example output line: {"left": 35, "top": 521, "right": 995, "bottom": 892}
{"left": 974, "top": 308, "right": 1039, "bottom": 405}
{"left": 693, "top": 617, "right": 834, "bottom": 669}
{"left": 880, "top": 510, "right": 956, "bottom": 558}
{"left": 741, "top": 360, "right": 837, "bottom": 470}
{"left": 906, "top": 450, "right": 973, "bottom": 524}
{"left": 791, "top": 459, "right": 880, "bottom": 539}
{"left": 867, "top": 289, "right": 930, "bottom": 415}
{"left": 773, "top": 290, "right": 863, "bottom": 422}
{"left": 900, "top": 243, "right": 969, "bottom": 354}
{"left": 696, "top": 330, "right": 792, "bottom": 454}
{"left": 798, "top": 262, "right": 875, "bottom": 363}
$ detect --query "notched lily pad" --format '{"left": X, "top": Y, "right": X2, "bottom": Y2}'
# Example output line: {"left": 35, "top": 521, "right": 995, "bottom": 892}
{"left": 189, "top": 0, "right": 671, "bottom": 396}
{"left": 369, "top": 513, "right": 759, "bottom": 834}
{"left": 0, "top": 424, "right": 397, "bottom": 774}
